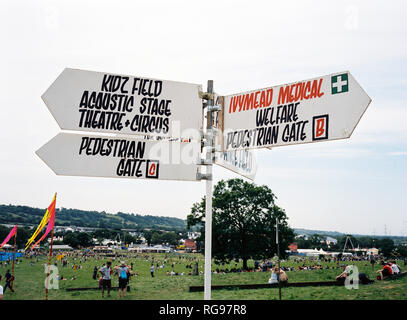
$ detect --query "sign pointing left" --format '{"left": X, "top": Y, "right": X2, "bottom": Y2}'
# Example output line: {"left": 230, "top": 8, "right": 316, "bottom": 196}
{"left": 36, "top": 133, "right": 201, "bottom": 181}
{"left": 42, "top": 68, "right": 203, "bottom": 139}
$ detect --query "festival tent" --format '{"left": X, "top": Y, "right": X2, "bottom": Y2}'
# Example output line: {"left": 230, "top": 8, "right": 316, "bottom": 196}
{"left": 296, "top": 249, "right": 321, "bottom": 257}
{"left": 52, "top": 245, "right": 73, "bottom": 250}
{"left": 0, "top": 252, "right": 23, "bottom": 261}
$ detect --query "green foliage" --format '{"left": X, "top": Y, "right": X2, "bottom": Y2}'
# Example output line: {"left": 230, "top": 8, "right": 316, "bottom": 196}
{"left": 151, "top": 231, "right": 179, "bottom": 246}
{"left": 187, "top": 179, "right": 295, "bottom": 269}
{"left": 377, "top": 238, "right": 395, "bottom": 257}
{"left": 63, "top": 232, "right": 93, "bottom": 248}
{"left": 394, "top": 244, "right": 407, "bottom": 257}
{"left": 0, "top": 204, "right": 186, "bottom": 231}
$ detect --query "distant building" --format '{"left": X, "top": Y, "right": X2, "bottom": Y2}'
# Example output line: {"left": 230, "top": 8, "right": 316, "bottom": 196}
{"left": 184, "top": 239, "right": 197, "bottom": 252}
{"left": 367, "top": 248, "right": 379, "bottom": 256}
{"left": 325, "top": 236, "right": 338, "bottom": 245}
{"left": 295, "top": 234, "right": 309, "bottom": 240}
{"left": 93, "top": 246, "right": 113, "bottom": 254}
{"left": 47, "top": 236, "right": 63, "bottom": 243}
{"left": 129, "top": 245, "right": 171, "bottom": 253}
{"left": 187, "top": 232, "right": 201, "bottom": 240}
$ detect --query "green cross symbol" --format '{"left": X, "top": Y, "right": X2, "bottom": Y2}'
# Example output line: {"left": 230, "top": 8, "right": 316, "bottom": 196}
{"left": 331, "top": 73, "right": 349, "bottom": 94}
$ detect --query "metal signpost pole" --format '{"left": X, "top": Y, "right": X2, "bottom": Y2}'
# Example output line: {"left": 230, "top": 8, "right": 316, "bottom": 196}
{"left": 276, "top": 218, "right": 281, "bottom": 300}
{"left": 11, "top": 230, "right": 16, "bottom": 291}
{"left": 204, "top": 80, "right": 214, "bottom": 300}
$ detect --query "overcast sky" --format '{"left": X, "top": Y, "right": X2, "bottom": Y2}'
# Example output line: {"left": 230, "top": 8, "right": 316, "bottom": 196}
{"left": 1, "top": 0, "right": 406, "bottom": 236}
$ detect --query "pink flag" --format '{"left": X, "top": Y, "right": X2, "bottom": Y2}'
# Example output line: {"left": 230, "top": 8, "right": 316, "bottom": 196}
{"left": 0, "top": 225, "right": 17, "bottom": 249}
{"left": 31, "top": 209, "right": 55, "bottom": 250}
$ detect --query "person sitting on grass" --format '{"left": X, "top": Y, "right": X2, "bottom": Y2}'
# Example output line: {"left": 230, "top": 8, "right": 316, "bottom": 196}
{"left": 388, "top": 260, "right": 401, "bottom": 275}
{"left": 336, "top": 265, "right": 374, "bottom": 285}
{"left": 376, "top": 262, "right": 393, "bottom": 280}
{"left": 279, "top": 268, "right": 288, "bottom": 284}
{"left": 268, "top": 267, "right": 288, "bottom": 284}
{"left": 268, "top": 267, "right": 278, "bottom": 284}
{"left": 335, "top": 265, "right": 351, "bottom": 284}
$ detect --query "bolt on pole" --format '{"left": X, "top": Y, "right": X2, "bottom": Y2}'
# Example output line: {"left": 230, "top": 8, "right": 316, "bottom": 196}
{"left": 204, "top": 80, "right": 214, "bottom": 300}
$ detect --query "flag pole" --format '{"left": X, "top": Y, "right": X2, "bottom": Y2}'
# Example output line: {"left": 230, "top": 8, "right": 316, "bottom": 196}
{"left": 45, "top": 193, "right": 57, "bottom": 301}
{"left": 11, "top": 229, "right": 17, "bottom": 291}
{"left": 45, "top": 228, "right": 55, "bottom": 300}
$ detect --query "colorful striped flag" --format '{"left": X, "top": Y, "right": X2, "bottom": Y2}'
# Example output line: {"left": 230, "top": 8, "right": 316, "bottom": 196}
{"left": 25, "top": 194, "right": 56, "bottom": 250}
{"left": 0, "top": 225, "right": 17, "bottom": 249}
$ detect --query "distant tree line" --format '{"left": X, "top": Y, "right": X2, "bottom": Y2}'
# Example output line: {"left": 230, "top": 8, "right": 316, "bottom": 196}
{"left": 0, "top": 224, "right": 187, "bottom": 250}
{"left": 0, "top": 204, "right": 187, "bottom": 231}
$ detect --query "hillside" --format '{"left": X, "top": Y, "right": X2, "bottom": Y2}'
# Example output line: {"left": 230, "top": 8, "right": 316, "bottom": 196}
{"left": 0, "top": 204, "right": 186, "bottom": 231}
{"left": 293, "top": 227, "right": 407, "bottom": 244}
{"left": 1, "top": 204, "right": 406, "bottom": 243}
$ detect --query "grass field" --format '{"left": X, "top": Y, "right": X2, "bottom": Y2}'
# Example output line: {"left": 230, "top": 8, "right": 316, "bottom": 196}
{"left": 1, "top": 252, "right": 406, "bottom": 300}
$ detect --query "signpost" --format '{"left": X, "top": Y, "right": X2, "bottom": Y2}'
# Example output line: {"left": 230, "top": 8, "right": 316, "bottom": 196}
{"left": 37, "top": 68, "right": 371, "bottom": 301}
{"left": 36, "top": 132, "right": 201, "bottom": 181}
{"left": 203, "top": 81, "right": 214, "bottom": 300}
{"left": 221, "top": 71, "right": 371, "bottom": 151}
{"left": 42, "top": 68, "right": 203, "bottom": 139}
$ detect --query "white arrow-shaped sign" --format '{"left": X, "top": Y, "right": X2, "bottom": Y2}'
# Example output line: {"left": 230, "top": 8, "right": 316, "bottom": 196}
{"left": 36, "top": 133, "right": 201, "bottom": 181}
{"left": 42, "top": 68, "right": 203, "bottom": 139}
{"left": 215, "top": 150, "right": 257, "bottom": 180}
{"left": 222, "top": 71, "right": 371, "bottom": 151}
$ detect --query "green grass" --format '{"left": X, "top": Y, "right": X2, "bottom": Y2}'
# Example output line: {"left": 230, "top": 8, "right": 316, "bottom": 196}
{"left": 1, "top": 253, "right": 406, "bottom": 300}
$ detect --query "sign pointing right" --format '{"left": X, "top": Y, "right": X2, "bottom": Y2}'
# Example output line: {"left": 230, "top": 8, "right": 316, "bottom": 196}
{"left": 222, "top": 71, "right": 371, "bottom": 151}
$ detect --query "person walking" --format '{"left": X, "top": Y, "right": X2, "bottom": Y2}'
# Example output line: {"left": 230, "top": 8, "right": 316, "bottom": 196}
{"left": 369, "top": 254, "right": 375, "bottom": 270}
{"left": 99, "top": 261, "right": 112, "bottom": 298}
{"left": 150, "top": 264, "right": 155, "bottom": 277}
{"left": 115, "top": 261, "right": 129, "bottom": 299}
{"left": 3, "top": 270, "right": 14, "bottom": 293}
{"left": 92, "top": 266, "right": 98, "bottom": 280}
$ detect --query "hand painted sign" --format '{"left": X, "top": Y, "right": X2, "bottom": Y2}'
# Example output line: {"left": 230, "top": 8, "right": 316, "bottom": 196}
{"left": 36, "top": 133, "right": 201, "bottom": 181}
{"left": 42, "top": 68, "right": 203, "bottom": 139}
{"left": 222, "top": 71, "right": 371, "bottom": 151}
{"left": 214, "top": 150, "right": 257, "bottom": 180}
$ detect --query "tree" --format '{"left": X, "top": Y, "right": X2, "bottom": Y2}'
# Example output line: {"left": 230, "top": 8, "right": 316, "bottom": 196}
{"left": 309, "top": 234, "right": 326, "bottom": 249}
{"left": 63, "top": 232, "right": 93, "bottom": 248}
{"left": 377, "top": 238, "right": 394, "bottom": 257}
{"left": 187, "top": 179, "right": 295, "bottom": 270}
{"left": 143, "top": 230, "right": 153, "bottom": 246}
{"left": 295, "top": 236, "right": 311, "bottom": 249}
{"left": 394, "top": 244, "right": 407, "bottom": 257}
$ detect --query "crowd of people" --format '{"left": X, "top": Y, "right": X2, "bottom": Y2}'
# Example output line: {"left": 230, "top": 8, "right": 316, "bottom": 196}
{"left": 0, "top": 249, "right": 406, "bottom": 300}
